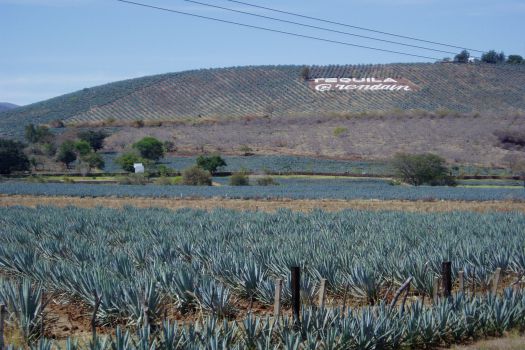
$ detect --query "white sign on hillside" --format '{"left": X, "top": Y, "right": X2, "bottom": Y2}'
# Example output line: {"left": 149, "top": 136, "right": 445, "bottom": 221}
{"left": 309, "top": 78, "right": 418, "bottom": 92}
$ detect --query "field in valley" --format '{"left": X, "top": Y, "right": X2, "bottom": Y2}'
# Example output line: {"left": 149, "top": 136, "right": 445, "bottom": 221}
{"left": 1, "top": 205, "right": 525, "bottom": 349}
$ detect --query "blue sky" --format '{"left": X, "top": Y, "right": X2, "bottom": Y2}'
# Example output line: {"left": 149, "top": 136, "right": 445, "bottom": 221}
{"left": 1, "top": 0, "right": 524, "bottom": 105}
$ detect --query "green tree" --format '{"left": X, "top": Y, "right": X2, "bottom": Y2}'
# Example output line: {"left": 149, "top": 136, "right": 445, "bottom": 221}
{"left": 115, "top": 152, "right": 144, "bottom": 172}
{"left": 510, "top": 158, "right": 525, "bottom": 188}
{"left": 74, "top": 140, "right": 92, "bottom": 157}
{"left": 133, "top": 137, "right": 165, "bottom": 161}
{"left": 507, "top": 55, "right": 524, "bottom": 64}
{"left": 196, "top": 155, "right": 226, "bottom": 175}
{"left": 454, "top": 50, "right": 470, "bottom": 63}
{"left": 78, "top": 130, "right": 108, "bottom": 151}
{"left": 391, "top": 153, "right": 455, "bottom": 186}
{"left": 0, "top": 138, "right": 29, "bottom": 174}
{"left": 25, "top": 124, "right": 54, "bottom": 144}
{"left": 56, "top": 141, "right": 77, "bottom": 168}
{"left": 481, "top": 50, "right": 506, "bottom": 64}
{"left": 182, "top": 165, "right": 212, "bottom": 186}
{"left": 81, "top": 152, "right": 105, "bottom": 170}
{"left": 300, "top": 66, "right": 310, "bottom": 80}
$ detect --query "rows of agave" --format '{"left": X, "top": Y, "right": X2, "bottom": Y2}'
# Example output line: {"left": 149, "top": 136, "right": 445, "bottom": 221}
{"left": 2, "top": 181, "right": 525, "bottom": 201}
{"left": 7, "top": 290, "right": 525, "bottom": 349}
{"left": 0, "top": 206, "right": 524, "bottom": 345}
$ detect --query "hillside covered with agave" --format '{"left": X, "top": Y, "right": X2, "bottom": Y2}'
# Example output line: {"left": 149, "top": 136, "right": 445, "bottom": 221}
{"left": 0, "top": 206, "right": 524, "bottom": 348}
{"left": 1, "top": 63, "right": 525, "bottom": 139}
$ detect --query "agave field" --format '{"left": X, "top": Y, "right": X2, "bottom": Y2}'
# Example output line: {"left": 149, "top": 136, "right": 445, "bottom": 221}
{"left": 1, "top": 179, "right": 524, "bottom": 201}
{"left": 101, "top": 155, "right": 510, "bottom": 177}
{"left": 2, "top": 63, "right": 525, "bottom": 139}
{"left": 0, "top": 206, "right": 525, "bottom": 349}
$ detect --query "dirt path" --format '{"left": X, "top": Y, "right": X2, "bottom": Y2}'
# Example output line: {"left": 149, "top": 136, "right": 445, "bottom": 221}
{"left": 1, "top": 194, "right": 525, "bottom": 212}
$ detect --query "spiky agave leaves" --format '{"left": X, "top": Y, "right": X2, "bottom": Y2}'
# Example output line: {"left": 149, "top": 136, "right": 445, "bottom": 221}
{"left": 345, "top": 266, "right": 382, "bottom": 305}
{"left": 110, "top": 326, "right": 132, "bottom": 350}
{"left": 171, "top": 268, "right": 198, "bottom": 313}
{"left": 195, "top": 280, "right": 236, "bottom": 319}
{"left": 0, "top": 278, "right": 47, "bottom": 343}
{"left": 122, "top": 278, "right": 164, "bottom": 327}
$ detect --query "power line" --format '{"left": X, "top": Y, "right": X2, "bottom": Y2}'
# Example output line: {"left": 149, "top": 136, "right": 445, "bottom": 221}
{"left": 224, "top": 0, "right": 486, "bottom": 54}
{"left": 179, "top": 0, "right": 463, "bottom": 57}
{"left": 116, "top": 0, "right": 441, "bottom": 60}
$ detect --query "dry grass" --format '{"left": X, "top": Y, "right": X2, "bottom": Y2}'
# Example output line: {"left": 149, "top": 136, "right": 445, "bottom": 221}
{"left": 450, "top": 332, "right": 525, "bottom": 350}
{"left": 1, "top": 194, "right": 525, "bottom": 213}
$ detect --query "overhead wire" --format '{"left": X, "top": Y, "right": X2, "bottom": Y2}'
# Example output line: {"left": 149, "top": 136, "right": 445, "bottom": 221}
{"left": 115, "top": 0, "right": 525, "bottom": 74}
{"left": 223, "top": 0, "right": 486, "bottom": 54}
{"left": 179, "top": 0, "right": 464, "bottom": 57}
{"left": 115, "top": 0, "right": 442, "bottom": 60}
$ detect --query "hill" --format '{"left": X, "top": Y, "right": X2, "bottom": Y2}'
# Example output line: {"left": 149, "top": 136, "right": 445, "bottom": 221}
{"left": 0, "top": 102, "right": 18, "bottom": 113}
{"left": 1, "top": 63, "right": 525, "bottom": 139}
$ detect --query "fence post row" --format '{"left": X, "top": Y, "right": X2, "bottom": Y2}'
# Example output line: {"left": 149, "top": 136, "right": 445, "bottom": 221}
{"left": 0, "top": 304, "right": 6, "bottom": 350}
{"left": 318, "top": 278, "right": 327, "bottom": 309}
{"left": 492, "top": 268, "right": 501, "bottom": 295}
{"left": 442, "top": 261, "right": 452, "bottom": 298}
{"left": 458, "top": 270, "right": 464, "bottom": 294}
{"left": 273, "top": 278, "right": 283, "bottom": 319}
{"left": 433, "top": 276, "right": 440, "bottom": 303}
{"left": 290, "top": 266, "right": 301, "bottom": 327}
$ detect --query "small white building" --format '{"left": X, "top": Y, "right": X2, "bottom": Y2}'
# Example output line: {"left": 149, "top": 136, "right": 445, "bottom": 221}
{"left": 133, "top": 163, "right": 145, "bottom": 173}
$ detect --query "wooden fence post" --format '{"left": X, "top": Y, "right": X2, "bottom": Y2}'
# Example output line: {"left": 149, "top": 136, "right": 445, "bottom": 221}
{"left": 92, "top": 290, "right": 102, "bottom": 345}
{"left": 458, "top": 270, "right": 465, "bottom": 295}
{"left": 433, "top": 276, "right": 440, "bottom": 303}
{"left": 0, "top": 304, "right": 6, "bottom": 350}
{"left": 318, "top": 279, "right": 327, "bottom": 309}
{"left": 273, "top": 278, "right": 283, "bottom": 319}
{"left": 491, "top": 268, "right": 501, "bottom": 295}
{"left": 290, "top": 266, "right": 301, "bottom": 327}
{"left": 390, "top": 277, "right": 413, "bottom": 308}
{"left": 442, "top": 261, "right": 452, "bottom": 298}
{"left": 472, "top": 267, "right": 476, "bottom": 298}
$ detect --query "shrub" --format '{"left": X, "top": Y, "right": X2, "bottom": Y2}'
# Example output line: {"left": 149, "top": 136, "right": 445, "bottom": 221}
{"left": 81, "top": 152, "right": 105, "bottom": 171}
{"left": 50, "top": 119, "right": 65, "bottom": 128}
{"left": 118, "top": 174, "right": 148, "bottom": 185}
{"left": 507, "top": 55, "right": 524, "bottom": 64}
{"left": 131, "top": 119, "right": 145, "bottom": 128}
{"left": 182, "top": 166, "right": 212, "bottom": 186}
{"left": 24, "top": 124, "right": 54, "bottom": 144}
{"left": 239, "top": 145, "right": 254, "bottom": 156}
{"left": 74, "top": 140, "right": 92, "bottom": 156}
{"left": 115, "top": 152, "right": 145, "bottom": 172}
{"left": 163, "top": 141, "right": 176, "bottom": 152}
{"left": 229, "top": 172, "right": 250, "bottom": 186}
{"left": 104, "top": 117, "right": 116, "bottom": 126}
{"left": 155, "top": 164, "right": 175, "bottom": 177}
{"left": 153, "top": 176, "right": 180, "bottom": 186}
{"left": 481, "top": 50, "right": 505, "bottom": 64}
{"left": 256, "top": 176, "right": 279, "bottom": 186}
{"left": 391, "top": 153, "right": 455, "bottom": 186}
{"left": 133, "top": 137, "right": 165, "bottom": 161}
{"left": 300, "top": 66, "right": 310, "bottom": 80}
{"left": 42, "top": 143, "right": 57, "bottom": 157}
{"left": 0, "top": 138, "right": 29, "bottom": 174}
{"left": 454, "top": 50, "right": 470, "bottom": 63}
{"left": 333, "top": 127, "right": 348, "bottom": 137}
{"left": 78, "top": 130, "right": 108, "bottom": 151}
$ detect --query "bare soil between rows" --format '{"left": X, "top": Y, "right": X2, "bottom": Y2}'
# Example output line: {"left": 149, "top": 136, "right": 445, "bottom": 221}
{"left": 1, "top": 194, "right": 525, "bottom": 213}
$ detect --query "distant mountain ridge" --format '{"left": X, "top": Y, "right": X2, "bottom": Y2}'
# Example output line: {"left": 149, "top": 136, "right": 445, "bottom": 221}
{"left": 1, "top": 63, "right": 525, "bottom": 139}
{"left": 0, "top": 102, "right": 18, "bottom": 113}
